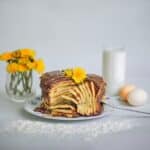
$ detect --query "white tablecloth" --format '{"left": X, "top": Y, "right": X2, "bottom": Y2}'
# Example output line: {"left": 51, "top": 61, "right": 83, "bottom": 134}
{"left": 0, "top": 78, "right": 150, "bottom": 150}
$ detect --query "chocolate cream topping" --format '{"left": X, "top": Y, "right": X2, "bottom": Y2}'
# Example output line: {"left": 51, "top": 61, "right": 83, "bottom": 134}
{"left": 40, "top": 71, "right": 106, "bottom": 101}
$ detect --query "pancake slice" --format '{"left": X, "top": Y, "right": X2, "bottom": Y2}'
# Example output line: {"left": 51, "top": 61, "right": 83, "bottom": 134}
{"left": 35, "top": 70, "right": 106, "bottom": 118}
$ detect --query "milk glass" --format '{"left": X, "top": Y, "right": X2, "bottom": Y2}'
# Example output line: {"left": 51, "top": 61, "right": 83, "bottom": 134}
{"left": 102, "top": 48, "right": 126, "bottom": 96}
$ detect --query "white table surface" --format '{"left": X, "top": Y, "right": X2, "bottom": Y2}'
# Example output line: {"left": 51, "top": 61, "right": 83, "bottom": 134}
{"left": 0, "top": 78, "right": 150, "bottom": 150}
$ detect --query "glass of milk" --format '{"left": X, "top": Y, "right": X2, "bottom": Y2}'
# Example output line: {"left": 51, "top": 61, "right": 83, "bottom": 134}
{"left": 102, "top": 48, "right": 126, "bottom": 96}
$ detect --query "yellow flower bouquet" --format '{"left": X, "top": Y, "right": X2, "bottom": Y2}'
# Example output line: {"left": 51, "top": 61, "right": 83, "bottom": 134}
{"left": 0, "top": 48, "right": 45, "bottom": 102}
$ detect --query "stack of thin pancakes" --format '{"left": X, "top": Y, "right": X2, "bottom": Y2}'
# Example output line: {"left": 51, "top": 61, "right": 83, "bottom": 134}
{"left": 35, "top": 71, "right": 106, "bottom": 118}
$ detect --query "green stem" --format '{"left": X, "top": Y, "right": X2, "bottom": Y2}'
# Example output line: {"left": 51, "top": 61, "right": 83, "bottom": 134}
{"left": 21, "top": 72, "right": 26, "bottom": 93}
{"left": 25, "top": 71, "right": 29, "bottom": 92}
{"left": 13, "top": 72, "right": 22, "bottom": 95}
{"left": 23, "top": 70, "right": 33, "bottom": 94}
{"left": 9, "top": 73, "right": 13, "bottom": 89}
{"left": 28, "top": 70, "right": 33, "bottom": 93}
{"left": 8, "top": 70, "right": 33, "bottom": 96}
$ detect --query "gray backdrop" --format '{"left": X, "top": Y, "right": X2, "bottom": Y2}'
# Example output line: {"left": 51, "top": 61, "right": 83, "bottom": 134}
{"left": 0, "top": 0, "right": 150, "bottom": 91}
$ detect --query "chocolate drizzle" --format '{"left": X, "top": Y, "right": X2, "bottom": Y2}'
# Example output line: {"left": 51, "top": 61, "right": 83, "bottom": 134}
{"left": 40, "top": 71, "right": 106, "bottom": 102}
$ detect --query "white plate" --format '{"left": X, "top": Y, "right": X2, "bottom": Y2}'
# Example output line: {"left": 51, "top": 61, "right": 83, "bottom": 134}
{"left": 24, "top": 98, "right": 113, "bottom": 121}
{"left": 105, "top": 96, "right": 150, "bottom": 115}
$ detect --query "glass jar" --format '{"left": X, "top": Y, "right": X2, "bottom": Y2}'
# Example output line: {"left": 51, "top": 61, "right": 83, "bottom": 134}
{"left": 102, "top": 48, "right": 126, "bottom": 96}
{"left": 5, "top": 70, "right": 36, "bottom": 102}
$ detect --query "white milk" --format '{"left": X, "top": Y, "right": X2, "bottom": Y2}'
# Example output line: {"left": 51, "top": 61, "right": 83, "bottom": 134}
{"left": 102, "top": 49, "right": 126, "bottom": 96}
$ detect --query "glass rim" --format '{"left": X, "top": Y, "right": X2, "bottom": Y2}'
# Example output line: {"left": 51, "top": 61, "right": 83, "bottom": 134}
{"left": 103, "top": 48, "right": 126, "bottom": 54}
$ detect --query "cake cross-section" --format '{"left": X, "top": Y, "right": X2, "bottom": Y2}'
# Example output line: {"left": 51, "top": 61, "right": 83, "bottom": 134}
{"left": 35, "top": 70, "right": 106, "bottom": 118}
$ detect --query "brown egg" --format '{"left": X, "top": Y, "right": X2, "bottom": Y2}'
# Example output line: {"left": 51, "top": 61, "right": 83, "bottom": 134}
{"left": 119, "top": 84, "right": 136, "bottom": 101}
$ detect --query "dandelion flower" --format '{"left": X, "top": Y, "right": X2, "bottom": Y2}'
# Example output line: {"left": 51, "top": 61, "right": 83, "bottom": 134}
{"left": 20, "top": 48, "right": 36, "bottom": 58}
{"left": 64, "top": 68, "right": 73, "bottom": 77}
{"left": 0, "top": 52, "right": 12, "bottom": 61}
{"left": 35, "top": 59, "right": 45, "bottom": 73}
{"left": 72, "top": 67, "right": 87, "bottom": 83}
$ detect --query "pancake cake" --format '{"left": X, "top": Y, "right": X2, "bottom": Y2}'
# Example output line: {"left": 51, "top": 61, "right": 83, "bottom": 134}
{"left": 35, "top": 67, "right": 106, "bottom": 118}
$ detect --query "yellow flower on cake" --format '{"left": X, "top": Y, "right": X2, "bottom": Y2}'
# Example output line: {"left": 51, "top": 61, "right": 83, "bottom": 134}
{"left": 72, "top": 67, "right": 87, "bottom": 83}
{"left": 0, "top": 52, "right": 12, "bottom": 61}
{"left": 64, "top": 68, "right": 73, "bottom": 77}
